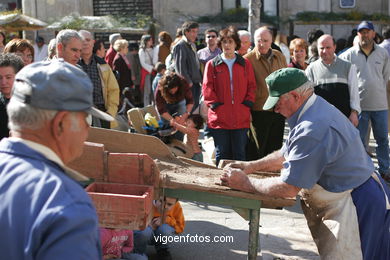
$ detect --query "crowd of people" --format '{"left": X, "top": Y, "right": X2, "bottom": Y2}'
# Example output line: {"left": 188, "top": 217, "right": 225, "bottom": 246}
{"left": 0, "top": 19, "right": 389, "bottom": 259}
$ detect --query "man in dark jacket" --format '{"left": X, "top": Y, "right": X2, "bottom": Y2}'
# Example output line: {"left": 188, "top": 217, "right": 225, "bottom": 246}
{"left": 173, "top": 21, "right": 202, "bottom": 111}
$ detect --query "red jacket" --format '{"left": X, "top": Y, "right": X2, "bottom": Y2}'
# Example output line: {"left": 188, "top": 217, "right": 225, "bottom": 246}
{"left": 202, "top": 54, "right": 256, "bottom": 129}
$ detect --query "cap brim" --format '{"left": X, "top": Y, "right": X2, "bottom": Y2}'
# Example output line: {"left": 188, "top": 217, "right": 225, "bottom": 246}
{"left": 89, "top": 107, "right": 115, "bottom": 122}
{"left": 263, "top": 96, "right": 280, "bottom": 110}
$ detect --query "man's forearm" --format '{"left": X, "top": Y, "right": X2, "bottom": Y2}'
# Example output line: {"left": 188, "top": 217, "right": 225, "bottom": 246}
{"left": 248, "top": 177, "right": 300, "bottom": 198}
{"left": 248, "top": 150, "right": 284, "bottom": 173}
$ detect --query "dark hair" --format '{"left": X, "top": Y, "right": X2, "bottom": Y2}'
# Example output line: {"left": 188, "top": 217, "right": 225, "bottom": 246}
{"left": 307, "top": 29, "right": 324, "bottom": 44}
{"left": 154, "top": 62, "right": 166, "bottom": 73}
{"left": 0, "top": 32, "right": 5, "bottom": 46}
{"left": 4, "top": 39, "right": 34, "bottom": 59}
{"left": 181, "top": 21, "right": 199, "bottom": 35}
{"left": 159, "top": 71, "right": 187, "bottom": 90}
{"left": 374, "top": 32, "right": 383, "bottom": 44}
{"left": 35, "top": 36, "right": 44, "bottom": 44}
{"left": 205, "top": 28, "right": 218, "bottom": 36}
{"left": 140, "top": 34, "right": 152, "bottom": 50}
{"left": 188, "top": 114, "right": 204, "bottom": 130}
{"left": 217, "top": 26, "right": 241, "bottom": 50}
{"left": 335, "top": 38, "right": 347, "bottom": 54}
{"left": 128, "top": 42, "right": 139, "bottom": 51}
{"left": 0, "top": 53, "right": 24, "bottom": 73}
{"left": 93, "top": 39, "right": 104, "bottom": 54}
{"left": 383, "top": 26, "right": 390, "bottom": 39}
{"left": 175, "top": 28, "right": 183, "bottom": 38}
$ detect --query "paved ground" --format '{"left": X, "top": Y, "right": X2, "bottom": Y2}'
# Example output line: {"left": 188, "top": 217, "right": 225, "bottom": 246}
{"left": 146, "top": 199, "right": 319, "bottom": 260}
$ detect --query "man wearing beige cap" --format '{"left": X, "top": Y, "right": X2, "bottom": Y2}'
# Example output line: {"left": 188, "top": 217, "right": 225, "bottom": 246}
{"left": 0, "top": 59, "right": 114, "bottom": 259}
{"left": 221, "top": 68, "right": 389, "bottom": 260}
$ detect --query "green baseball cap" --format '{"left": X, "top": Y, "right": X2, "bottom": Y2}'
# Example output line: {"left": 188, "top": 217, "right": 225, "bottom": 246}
{"left": 263, "top": 68, "right": 309, "bottom": 110}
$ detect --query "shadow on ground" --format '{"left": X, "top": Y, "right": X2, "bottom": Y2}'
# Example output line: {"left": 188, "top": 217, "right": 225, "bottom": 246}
{"left": 146, "top": 219, "right": 318, "bottom": 260}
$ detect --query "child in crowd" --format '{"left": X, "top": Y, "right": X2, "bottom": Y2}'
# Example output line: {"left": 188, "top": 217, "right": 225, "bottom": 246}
{"left": 133, "top": 196, "right": 185, "bottom": 260}
{"left": 152, "top": 62, "right": 166, "bottom": 95}
{"left": 100, "top": 228, "right": 147, "bottom": 260}
{"left": 170, "top": 114, "right": 204, "bottom": 162}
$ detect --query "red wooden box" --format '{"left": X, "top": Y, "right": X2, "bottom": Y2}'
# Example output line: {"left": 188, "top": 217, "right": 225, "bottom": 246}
{"left": 86, "top": 182, "right": 154, "bottom": 230}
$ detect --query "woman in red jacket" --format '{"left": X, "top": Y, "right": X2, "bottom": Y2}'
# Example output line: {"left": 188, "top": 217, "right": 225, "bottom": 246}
{"left": 202, "top": 26, "right": 256, "bottom": 166}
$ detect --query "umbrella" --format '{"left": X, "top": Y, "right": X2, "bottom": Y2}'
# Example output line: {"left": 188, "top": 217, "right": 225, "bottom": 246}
{"left": 0, "top": 13, "right": 47, "bottom": 31}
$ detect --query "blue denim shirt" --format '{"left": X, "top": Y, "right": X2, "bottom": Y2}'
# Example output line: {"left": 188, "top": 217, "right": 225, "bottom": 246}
{"left": 281, "top": 95, "right": 373, "bottom": 192}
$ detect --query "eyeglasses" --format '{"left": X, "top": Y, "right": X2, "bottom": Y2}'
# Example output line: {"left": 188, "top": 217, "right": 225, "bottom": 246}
{"left": 206, "top": 35, "right": 217, "bottom": 39}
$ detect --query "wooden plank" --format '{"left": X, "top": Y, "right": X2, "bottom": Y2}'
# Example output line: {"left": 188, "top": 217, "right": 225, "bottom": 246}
{"left": 107, "top": 153, "right": 160, "bottom": 187}
{"left": 157, "top": 160, "right": 295, "bottom": 209}
{"left": 164, "top": 188, "right": 261, "bottom": 209}
{"left": 87, "top": 127, "right": 180, "bottom": 162}
{"left": 177, "top": 156, "right": 218, "bottom": 169}
{"left": 67, "top": 141, "right": 105, "bottom": 181}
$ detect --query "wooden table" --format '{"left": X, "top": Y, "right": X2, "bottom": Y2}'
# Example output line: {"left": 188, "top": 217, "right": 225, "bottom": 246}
{"left": 84, "top": 128, "right": 296, "bottom": 259}
{"left": 157, "top": 158, "right": 294, "bottom": 260}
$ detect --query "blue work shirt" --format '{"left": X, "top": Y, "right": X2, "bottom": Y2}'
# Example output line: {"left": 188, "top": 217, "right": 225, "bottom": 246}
{"left": 281, "top": 95, "right": 374, "bottom": 192}
{"left": 0, "top": 138, "right": 102, "bottom": 259}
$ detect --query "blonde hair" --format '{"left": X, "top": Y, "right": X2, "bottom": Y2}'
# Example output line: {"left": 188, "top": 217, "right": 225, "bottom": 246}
{"left": 289, "top": 38, "right": 308, "bottom": 56}
{"left": 113, "top": 39, "right": 128, "bottom": 52}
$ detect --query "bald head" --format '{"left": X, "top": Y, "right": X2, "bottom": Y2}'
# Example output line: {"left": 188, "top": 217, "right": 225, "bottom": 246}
{"left": 317, "top": 34, "right": 336, "bottom": 64}
{"left": 254, "top": 27, "right": 273, "bottom": 55}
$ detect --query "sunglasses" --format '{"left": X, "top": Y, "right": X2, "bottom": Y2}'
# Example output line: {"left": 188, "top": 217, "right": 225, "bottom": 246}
{"left": 206, "top": 35, "right": 217, "bottom": 39}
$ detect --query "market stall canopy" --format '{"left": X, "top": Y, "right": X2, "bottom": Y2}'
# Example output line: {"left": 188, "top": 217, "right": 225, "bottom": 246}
{"left": 47, "top": 15, "right": 149, "bottom": 34}
{"left": 0, "top": 13, "right": 48, "bottom": 31}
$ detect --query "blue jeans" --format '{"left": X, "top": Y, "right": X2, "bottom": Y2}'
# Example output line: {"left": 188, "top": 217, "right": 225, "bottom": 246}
{"left": 133, "top": 224, "right": 176, "bottom": 254}
{"left": 358, "top": 110, "right": 390, "bottom": 175}
{"left": 210, "top": 128, "right": 249, "bottom": 166}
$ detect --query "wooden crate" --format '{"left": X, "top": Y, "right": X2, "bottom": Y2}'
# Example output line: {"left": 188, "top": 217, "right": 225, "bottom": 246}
{"left": 86, "top": 182, "right": 154, "bottom": 230}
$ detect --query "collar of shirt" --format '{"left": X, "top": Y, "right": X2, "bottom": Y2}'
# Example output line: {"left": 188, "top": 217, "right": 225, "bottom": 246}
{"left": 286, "top": 94, "right": 315, "bottom": 128}
{"left": 79, "top": 55, "right": 96, "bottom": 66}
{"left": 320, "top": 54, "right": 338, "bottom": 67}
{"left": 9, "top": 137, "right": 89, "bottom": 181}
{"left": 358, "top": 43, "right": 376, "bottom": 56}
{"left": 255, "top": 48, "right": 273, "bottom": 61}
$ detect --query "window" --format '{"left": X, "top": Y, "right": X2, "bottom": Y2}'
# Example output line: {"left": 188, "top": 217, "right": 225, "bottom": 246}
{"left": 340, "top": 0, "right": 355, "bottom": 8}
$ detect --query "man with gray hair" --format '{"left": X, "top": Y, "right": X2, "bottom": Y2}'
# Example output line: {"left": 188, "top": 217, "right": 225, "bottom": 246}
{"left": 0, "top": 59, "right": 114, "bottom": 258}
{"left": 105, "top": 33, "right": 122, "bottom": 68}
{"left": 222, "top": 68, "right": 390, "bottom": 260}
{"left": 78, "top": 30, "right": 119, "bottom": 129}
{"left": 55, "top": 29, "right": 82, "bottom": 65}
{"left": 237, "top": 30, "right": 252, "bottom": 56}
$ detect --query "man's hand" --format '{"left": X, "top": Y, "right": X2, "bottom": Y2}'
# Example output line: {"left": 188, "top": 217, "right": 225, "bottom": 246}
{"left": 220, "top": 167, "right": 254, "bottom": 192}
{"left": 224, "top": 161, "right": 254, "bottom": 174}
{"left": 349, "top": 110, "right": 359, "bottom": 127}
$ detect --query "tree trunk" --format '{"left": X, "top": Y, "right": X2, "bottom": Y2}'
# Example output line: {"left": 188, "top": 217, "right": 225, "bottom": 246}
{"left": 248, "top": 0, "right": 261, "bottom": 38}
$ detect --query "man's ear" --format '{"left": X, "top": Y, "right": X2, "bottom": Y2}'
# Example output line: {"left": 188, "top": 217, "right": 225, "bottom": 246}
{"left": 57, "top": 43, "right": 63, "bottom": 56}
{"left": 51, "top": 111, "right": 68, "bottom": 139}
{"left": 290, "top": 91, "right": 300, "bottom": 101}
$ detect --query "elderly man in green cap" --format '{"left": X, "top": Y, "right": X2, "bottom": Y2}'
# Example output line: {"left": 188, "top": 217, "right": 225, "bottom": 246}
{"left": 221, "top": 68, "right": 390, "bottom": 260}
